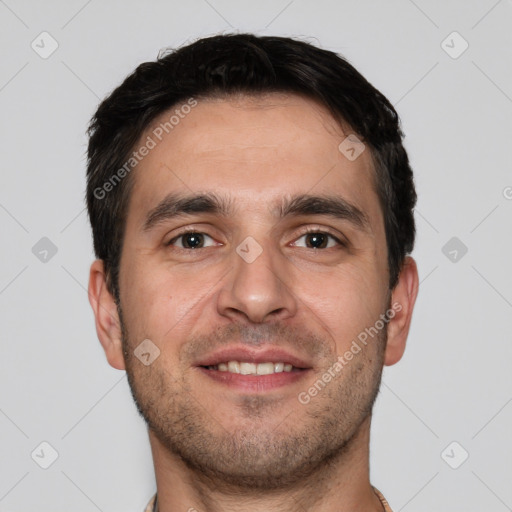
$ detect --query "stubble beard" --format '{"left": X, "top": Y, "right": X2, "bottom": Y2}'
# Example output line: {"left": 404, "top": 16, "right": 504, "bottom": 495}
{"left": 119, "top": 308, "right": 387, "bottom": 491}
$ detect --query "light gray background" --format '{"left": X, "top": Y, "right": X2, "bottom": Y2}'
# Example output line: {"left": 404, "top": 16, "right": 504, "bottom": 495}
{"left": 1, "top": 0, "right": 511, "bottom": 510}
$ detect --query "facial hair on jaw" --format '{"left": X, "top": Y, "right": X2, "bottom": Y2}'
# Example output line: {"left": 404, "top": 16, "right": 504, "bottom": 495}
{"left": 118, "top": 306, "right": 387, "bottom": 492}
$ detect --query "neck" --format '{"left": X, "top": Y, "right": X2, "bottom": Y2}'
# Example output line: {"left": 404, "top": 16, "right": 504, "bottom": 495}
{"left": 148, "top": 415, "right": 384, "bottom": 512}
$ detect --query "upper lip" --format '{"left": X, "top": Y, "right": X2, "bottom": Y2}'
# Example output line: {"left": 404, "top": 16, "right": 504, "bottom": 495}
{"left": 195, "top": 346, "right": 312, "bottom": 369}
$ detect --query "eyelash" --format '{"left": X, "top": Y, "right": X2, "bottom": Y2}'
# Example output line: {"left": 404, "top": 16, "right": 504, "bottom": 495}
{"left": 295, "top": 227, "right": 346, "bottom": 248}
{"left": 165, "top": 227, "right": 214, "bottom": 247}
{"left": 165, "top": 226, "right": 346, "bottom": 249}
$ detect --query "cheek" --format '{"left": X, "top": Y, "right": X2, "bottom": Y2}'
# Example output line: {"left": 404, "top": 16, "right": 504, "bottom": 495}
{"left": 295, "top": 264, "right": 386, "bottom": 350}
{"left": 119, "top": 256, "right": 220, "bottom": 343}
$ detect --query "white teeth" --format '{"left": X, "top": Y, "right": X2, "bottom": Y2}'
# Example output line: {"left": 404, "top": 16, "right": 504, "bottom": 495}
{"left": 256, "top": 362, "right": 275, "bottom": 375}
{"left": 240, "top": 362, "right": 257, "bottom": 375}
{"left": 227, "top": 361, "right": 240, "bottom": 373}
{"left": 211, "top": 361, "right": 298, "bottom": 375}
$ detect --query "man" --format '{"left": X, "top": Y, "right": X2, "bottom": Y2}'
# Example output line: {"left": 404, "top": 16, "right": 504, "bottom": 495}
{"left": 86, "top": 33, "right": 419, "bottom": 512}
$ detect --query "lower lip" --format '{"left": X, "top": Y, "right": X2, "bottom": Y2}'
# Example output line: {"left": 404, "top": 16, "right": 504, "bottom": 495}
{"left": 197, "top": 367, "right": 310, "bottom": 392}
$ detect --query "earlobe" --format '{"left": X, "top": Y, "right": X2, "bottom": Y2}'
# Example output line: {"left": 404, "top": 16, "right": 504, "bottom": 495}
{"left": 88, "top": 260, "right": 126, "bottom": 370}
{"left": 384, "top": 256, "right": 419, "bottom": 366}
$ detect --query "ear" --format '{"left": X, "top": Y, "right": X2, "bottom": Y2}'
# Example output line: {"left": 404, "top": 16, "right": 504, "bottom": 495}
{"left": 384, "top": 256, "right": 419, "bottom": 366}
{"left": 88, "top": 259, "right": 126, "bottom": 370}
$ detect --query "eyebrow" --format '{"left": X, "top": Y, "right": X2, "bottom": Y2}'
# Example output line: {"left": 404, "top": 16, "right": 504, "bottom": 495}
{"left": 142, "top": 192, "right": 370, "bottom": 233}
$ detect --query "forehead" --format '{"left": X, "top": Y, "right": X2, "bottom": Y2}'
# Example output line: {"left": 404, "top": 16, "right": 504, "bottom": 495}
{"left": 128, "top": 93, "right": 382, "bottom": 226}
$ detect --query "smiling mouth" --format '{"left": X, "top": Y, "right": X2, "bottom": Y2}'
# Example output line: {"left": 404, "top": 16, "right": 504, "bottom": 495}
{"left": 202, "top": 361, "right": 305, "bottom": 375}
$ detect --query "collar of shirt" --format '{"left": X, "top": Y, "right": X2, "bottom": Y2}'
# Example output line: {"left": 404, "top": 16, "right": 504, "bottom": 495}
{"left": 144, "top": 487, "right": 393, "bottom": 512}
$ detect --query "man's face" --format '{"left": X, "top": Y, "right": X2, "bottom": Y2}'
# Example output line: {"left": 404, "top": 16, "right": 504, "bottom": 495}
{"left": 114, "top": 93, "right": 392, "bottom": 488}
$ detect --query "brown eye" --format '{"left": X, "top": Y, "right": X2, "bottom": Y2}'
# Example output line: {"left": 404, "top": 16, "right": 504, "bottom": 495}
{"left": 305, "top": 233, "right": 328, "bottom": 248}
{"left": 168, "top": 232, "right": 215, "bottom": 249}
{"left": 293, "top": 231, "right": 342, "bottom": 249}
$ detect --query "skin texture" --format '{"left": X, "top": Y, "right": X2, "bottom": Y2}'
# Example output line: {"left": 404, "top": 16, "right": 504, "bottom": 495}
{"left": 88, "top": 93, "right": 419, "bottom": 512}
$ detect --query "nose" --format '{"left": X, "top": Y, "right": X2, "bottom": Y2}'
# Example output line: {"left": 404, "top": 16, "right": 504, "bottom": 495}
{"left": 216, "top": 239, "right": 298, "bottom": 324}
